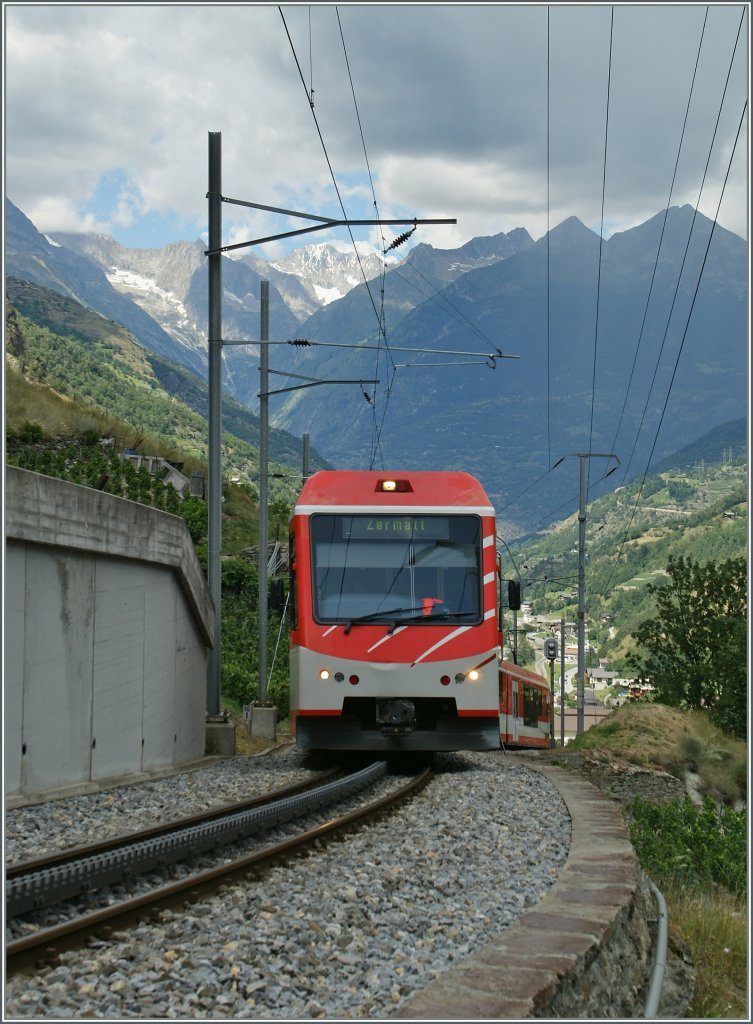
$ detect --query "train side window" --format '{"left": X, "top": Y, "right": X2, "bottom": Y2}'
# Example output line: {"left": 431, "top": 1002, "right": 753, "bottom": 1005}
{"left": 289, "top": 533, "right": 297, "bottom": 629}
{"left": 522, "top": 684, "right": 539, "bottom": 728}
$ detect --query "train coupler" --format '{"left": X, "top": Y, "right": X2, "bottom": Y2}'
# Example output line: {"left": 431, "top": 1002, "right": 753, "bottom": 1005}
{"left": 376, "top": 699, "right": 416, "bottom": 734}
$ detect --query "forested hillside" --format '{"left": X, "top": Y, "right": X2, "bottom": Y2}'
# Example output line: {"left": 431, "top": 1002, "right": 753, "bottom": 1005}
{"left": 507, "top": 457, "right": 747, "bottom": 669}
{"left": 5, "top": 277, "right": 329, "bottom": 506}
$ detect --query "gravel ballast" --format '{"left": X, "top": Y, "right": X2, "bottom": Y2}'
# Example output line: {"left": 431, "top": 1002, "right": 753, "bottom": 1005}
{"left": 4, "top": 748, "right": 572, "bottom": 1019}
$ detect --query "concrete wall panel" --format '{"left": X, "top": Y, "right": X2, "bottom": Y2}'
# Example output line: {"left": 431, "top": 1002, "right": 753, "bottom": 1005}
{"left": 143, "top": 568, "right": 178, "bottom": 769}
{"left": 5, "top": 467, "right": 215, "bottom": 801}
{"left": 174, "top": 586, "right": 209, "bottom": 764}
{"left": 91, "top": 560, "right": 147, "bottom": 780}
{"left": 24, "top": 547, "right": 95, "bottom": 791}
{"left": 4, "top": 543, "right": 27, "bottom": 794}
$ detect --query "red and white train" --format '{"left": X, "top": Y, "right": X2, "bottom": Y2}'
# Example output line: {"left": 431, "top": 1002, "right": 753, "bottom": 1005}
{"left": 287, "top": 470, "right": 552, "bottom": 752}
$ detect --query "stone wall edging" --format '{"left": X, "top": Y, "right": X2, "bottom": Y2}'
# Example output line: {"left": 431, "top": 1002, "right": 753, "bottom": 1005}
{"left": 396, "top": 756, "right": 665, "bottom": 1019}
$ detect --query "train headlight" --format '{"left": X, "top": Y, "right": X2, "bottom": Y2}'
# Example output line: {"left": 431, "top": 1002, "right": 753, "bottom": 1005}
{"left": 455, "top": 672, "right": 465, "bottom": 684}
{"left": 319, "top": 669, "right": 330, "bottom": 680}
{"left": 440, "top": 675, "right": 451, "bottom": 686}
{"left": 468, "top": 669, "right": 480, "bottom": 682}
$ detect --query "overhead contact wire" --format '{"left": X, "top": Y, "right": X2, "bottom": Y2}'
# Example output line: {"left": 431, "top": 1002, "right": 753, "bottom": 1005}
{"left": 600, "top": 7, "right": 709, "bottom": 484}
{"left": 587, "top": 5, "right": 614, "bottom": 492}
{"left": 546, "top": 6, "right": 552, "bottom": 470}
{"left": 602, "top": 95, "right": 747, "bottom": 597}
{"left": 615, "top": 3, "right": 746, "bottom": 493}
{"left": 280, "top": 5, "right": 393, "bottom": 469}
{"left": 335, "top": 6, "right": 396, "bottom": 467}
{"left": 278, "top": 6, "right": 385, "bottom": 340}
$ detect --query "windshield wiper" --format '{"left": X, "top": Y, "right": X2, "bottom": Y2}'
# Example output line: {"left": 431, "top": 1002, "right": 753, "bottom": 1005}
{"left": 343, "top": 606, "right": 425, "bottom": 635}
{"left": 392, "top": 610, "right": 478, "bottom": 625}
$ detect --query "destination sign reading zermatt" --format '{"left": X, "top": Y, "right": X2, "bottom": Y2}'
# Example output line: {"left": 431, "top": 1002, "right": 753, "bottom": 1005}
{"left": 344, "top": 516, "right": 450, "bottom": 540}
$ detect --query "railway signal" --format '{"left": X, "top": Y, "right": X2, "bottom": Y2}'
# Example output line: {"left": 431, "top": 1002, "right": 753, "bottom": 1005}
{"left": 543, "top": 638, "right": 558, "bottom": 747}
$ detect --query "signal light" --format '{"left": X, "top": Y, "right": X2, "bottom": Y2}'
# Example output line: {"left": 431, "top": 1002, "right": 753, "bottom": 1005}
{"left": 440, "top": 675, "right": 451, "bottom": 686}
{"left": 349, "top": 674, "right": 360, "bottom": 685}
{"left": 376, "top": 479, "right": 413, "bottom": 493}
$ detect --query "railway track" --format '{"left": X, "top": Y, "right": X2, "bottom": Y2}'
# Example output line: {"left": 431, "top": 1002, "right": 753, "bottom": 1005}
{"left": 6, "top": 760, "right": 432, "bottom": 975}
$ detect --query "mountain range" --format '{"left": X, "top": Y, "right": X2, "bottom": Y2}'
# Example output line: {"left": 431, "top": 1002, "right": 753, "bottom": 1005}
{"left": 4, "top": 197, "right": 747, "bottom": 535}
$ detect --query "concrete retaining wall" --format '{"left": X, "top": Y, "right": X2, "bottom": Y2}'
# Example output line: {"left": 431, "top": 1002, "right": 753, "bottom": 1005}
{"left": 4, "top": 466, "right": 214, "bottom": 802}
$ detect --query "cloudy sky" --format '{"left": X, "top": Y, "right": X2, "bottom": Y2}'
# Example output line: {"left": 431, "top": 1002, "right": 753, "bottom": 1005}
{"left": 3, "top": 2, "right": 749, "bottom": 260}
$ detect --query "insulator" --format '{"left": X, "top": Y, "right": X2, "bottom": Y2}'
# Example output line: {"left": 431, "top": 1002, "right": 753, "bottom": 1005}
{"left": 289, "top": 338, "right": 311, "bottom": 347}
{"left": 383, "top": 225, "right": 416, "bottom": 253}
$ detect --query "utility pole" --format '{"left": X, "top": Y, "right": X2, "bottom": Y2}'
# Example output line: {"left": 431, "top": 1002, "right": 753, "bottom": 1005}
{"left": 552, "top": 451, "right": 619, "bottom": 736}
{"left": 204, "top": 130, "right": 460, "bottom": 745}
{"left": 206, "top": 132, "right": 223, "bottom": 722}
{"left": 560, "top": 615, "right": 566, "bottom": 747}
{"left": 302, "top": 433, "right": 311, "bottom": 481}
{"left": 258, "top": 280, "right": 270, "bottom": 705}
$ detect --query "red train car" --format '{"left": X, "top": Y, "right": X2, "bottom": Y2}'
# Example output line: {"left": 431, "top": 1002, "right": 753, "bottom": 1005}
{"left": 287, "top": 469, "right": 554, "bottom": 753}
{"left": 288, "top": 470, "right": 501, "bottom": 751}
{"left": 498, "top": 661, "right": 553, "bottom": 748}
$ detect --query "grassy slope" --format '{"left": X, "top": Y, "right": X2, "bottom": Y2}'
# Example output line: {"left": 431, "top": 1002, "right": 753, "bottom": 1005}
{"left": 565, "top": 703, "right": 747, "bottom": 1018}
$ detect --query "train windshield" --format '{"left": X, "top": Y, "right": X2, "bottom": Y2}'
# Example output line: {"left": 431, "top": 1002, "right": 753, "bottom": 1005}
{"left": 310, "top": 514, "right": 482, "bottom": 625}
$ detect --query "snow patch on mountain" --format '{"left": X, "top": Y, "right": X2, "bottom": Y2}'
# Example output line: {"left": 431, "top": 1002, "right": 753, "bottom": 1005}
{"left": 271, "top": 241, "right": 385, "bottom": 307}
{"left": 106, "top": 267, "right": 192, "bottom": 325}
{"left": 314, "top": 284, "right": 346, "bottom": 305}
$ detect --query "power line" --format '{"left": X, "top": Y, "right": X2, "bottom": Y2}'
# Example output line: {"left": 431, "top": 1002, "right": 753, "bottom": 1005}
{"left": 280, "top": 4, "right": 401, "bottom": 470}
{"left": 385, "top": 258, "right": 501, "bottom": 349}
{"left": 278, "top": 6, "right": 385, "bottom": 341}
{"left": 615, "top": 4, "right": 743, "bottom": 492}
{"left": 600, "top": 7, "right": 710, "bottom": 479}
{"left": 334, "top": 5, "right": 394, "bottom": 466}
{"left": 546, "top": 6, "right": 552, "bottom": 470}
{"left": 601, "top": 93, "right": 747, "bottom": 597}
{"left": 587, "top": 5, "right": 614, "bottom": 493}
{"left": 492, "top": 5, "right": 744, "bottom": 534}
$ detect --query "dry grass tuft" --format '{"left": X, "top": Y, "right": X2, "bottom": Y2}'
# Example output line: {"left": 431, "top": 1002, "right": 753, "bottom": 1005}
{"left": 666, "top": 883, "right": 748, "bottom": 1019}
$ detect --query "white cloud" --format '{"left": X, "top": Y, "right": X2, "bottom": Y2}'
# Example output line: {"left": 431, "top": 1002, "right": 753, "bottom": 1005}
{"left": 21, "top": 196, "right": 111, "bottom": 237}
{"left": 4, "top": 3, "right": 749, "bottom": 251}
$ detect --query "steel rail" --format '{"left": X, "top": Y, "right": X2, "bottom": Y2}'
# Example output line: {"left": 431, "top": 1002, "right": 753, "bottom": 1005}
{"left": 6, "top": 764, "right": 383, "bottom": 917}
{"left": 6, "top": 767, "right": 341, "bottom": 879}
{"left": 6, "top": 765, "right": 432, "bottom": 975}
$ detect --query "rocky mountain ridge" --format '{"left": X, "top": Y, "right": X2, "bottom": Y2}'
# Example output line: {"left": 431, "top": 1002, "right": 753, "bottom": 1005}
{"left": 5, "top": 197, "right": 747, "bottom": 535}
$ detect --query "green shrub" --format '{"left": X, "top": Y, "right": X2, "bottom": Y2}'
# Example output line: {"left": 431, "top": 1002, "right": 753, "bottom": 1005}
{"left": 179, "top": 496, "right": 208, "bottom": 544}
{"left": 266, "top": 671, "right": 291, "bottom": 721}
{"left": 19, "top": 420, "right": 43, "bottom": 443}
{"left": 630, "top": 797, "right": 747, "bottom": 896}
{"left": 221, "top": 662, "right": 257, "bottom": 705}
